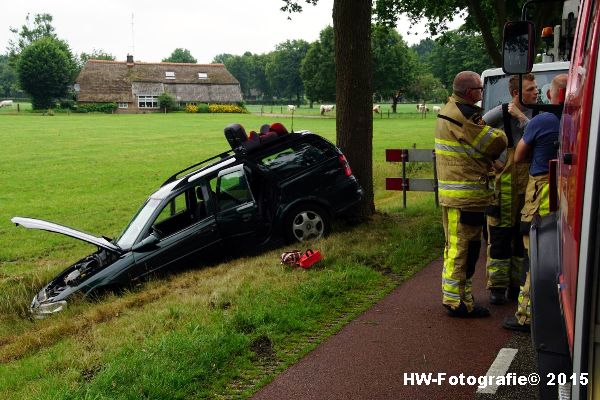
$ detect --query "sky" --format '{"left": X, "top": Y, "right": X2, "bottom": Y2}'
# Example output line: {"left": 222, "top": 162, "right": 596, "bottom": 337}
{"left": 0, "top": 0, "right": 464, "bottom": 64}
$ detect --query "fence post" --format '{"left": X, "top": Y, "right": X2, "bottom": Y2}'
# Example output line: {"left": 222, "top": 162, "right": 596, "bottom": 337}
{"left": 432, "top": 150, "right": 439, "bottom": 207}
{"left": 401, "top": 149, "right": 408, "bottom": 208}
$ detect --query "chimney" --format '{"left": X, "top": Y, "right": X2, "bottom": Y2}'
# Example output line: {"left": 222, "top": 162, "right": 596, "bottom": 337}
{"left": 126, "top": 54, "right": 134, "bottom": 67}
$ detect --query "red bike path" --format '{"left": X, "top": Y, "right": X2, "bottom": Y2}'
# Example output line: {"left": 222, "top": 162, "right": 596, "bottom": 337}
{"left": 252, "top": 248, "right": 517, "bottom": 400}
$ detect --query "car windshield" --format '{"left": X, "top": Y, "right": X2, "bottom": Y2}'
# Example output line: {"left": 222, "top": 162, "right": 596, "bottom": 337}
{"left": 116, "top": 198, "right": 162, "bottom": 249}
{"left": 482, "top": 69, "right": 568, "bottom": 113}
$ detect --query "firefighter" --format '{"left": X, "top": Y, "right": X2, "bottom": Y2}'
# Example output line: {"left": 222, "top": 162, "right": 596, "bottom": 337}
{"left": 436, "top": 71, "right": 508, "bottom": 318}
{"left": 503, "top": 73, "right": 568, "bottom": 331}
{"left": 483, "top": 74, "right": 538, "bottom": 305}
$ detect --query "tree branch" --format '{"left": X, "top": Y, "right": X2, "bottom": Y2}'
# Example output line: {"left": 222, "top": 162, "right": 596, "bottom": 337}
{"left": 466, "top": 0, "right": 502, "bottom": 66}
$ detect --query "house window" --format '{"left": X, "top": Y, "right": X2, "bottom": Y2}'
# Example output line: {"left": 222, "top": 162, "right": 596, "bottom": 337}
{"left": 138, "top": 95, "right": 158, "bottom": 108}
{"left": 165, "top": 71, "right": 176, "bottom": 80}
{"left": 198, "top": 72, "right": 208, "bottom": 80}
{"left": 118, "top": 102, "right": 128, "bottom": 109}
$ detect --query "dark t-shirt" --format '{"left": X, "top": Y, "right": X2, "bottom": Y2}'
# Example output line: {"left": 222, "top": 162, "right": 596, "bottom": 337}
{"left": 522, "top": 112, "right": 560, "bottom": 175}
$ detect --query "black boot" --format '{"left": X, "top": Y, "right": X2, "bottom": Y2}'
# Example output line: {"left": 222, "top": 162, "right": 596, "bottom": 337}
{"left": 502, "top": 316, "right": 530, "bottom": 332}
{"left": 445, "top": 302, "right": 490, "bottom": 318}
{"left": 489, "top": 288, "right": 508, "bottom": 305}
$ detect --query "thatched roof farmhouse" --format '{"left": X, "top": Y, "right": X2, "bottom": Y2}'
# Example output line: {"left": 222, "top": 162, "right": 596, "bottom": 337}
{"left": 75, "top": 56, "right": 243, "bottom": 113}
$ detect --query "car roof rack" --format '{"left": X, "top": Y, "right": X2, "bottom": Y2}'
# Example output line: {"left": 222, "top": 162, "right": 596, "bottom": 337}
{"left": 161, "top": 150, "right": 234, "bottom": 186}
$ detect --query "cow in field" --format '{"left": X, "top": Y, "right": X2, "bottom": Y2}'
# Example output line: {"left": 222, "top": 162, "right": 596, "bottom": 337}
{"left": 433, "top": 106, "right": 441, "bottom": 114}
{"left": 288, "top": 105, "right": 296, "bottom": 112}
{"left": 417, "top": 103, "right": 429, "bottom": 119}
{"left": 372, "top": 104, "right": 381, "bottom": 114}
{"left": 0, "top": 100, "right": 13, "bottom": 108}
{"left": 320, "top": 104, "right": 334, "bottom": 115}
{"left": 416, "top": 103, "right": 429, "bottom": 113}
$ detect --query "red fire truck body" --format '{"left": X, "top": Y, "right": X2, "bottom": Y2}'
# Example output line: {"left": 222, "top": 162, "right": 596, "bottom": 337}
{"left": 504, "top": 1, "right": 599, "bottom": 398}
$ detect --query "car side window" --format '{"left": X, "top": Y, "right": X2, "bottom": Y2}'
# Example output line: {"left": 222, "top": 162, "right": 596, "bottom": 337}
{"left": 151, "top": 190, "right": 194, "bottom": 239}
{"left": 212, "top": 169, "right": 254, "bottom": 211}
{"left": 154, "top": 192, "right": 186, "bottom": 225}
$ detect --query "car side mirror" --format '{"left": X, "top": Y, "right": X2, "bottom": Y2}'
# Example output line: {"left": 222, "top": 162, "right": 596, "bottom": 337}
{"left": 131, "top": 233, "right": 159, "bottom": 252}
{"left": 502, "top": 21, "right": 535, "bottom": 74}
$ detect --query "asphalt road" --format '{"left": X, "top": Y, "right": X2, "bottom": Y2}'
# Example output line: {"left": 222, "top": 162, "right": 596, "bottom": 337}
{"left": 252, "top": 246, "right": 538, "bottom": 400}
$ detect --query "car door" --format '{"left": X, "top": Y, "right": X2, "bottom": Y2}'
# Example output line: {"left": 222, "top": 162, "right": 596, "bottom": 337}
{"left": 212, "top": 164, "right": 262, "bottom": 248}
{"left": 133, "top": 183, "right": 220, "bottom": 276}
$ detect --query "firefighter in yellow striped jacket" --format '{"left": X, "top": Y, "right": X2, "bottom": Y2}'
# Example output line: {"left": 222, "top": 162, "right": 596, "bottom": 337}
{"left": 502, "top": 74, "right": 567, "bottom": 332}
{"left": 482, "top": 74, "right": 538, "bottom": 305}
{"left": 435, "top": 71, "right": 508, "bottom": 318}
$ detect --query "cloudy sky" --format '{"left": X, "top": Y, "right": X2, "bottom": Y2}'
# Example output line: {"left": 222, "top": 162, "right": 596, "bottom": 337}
{"left": 0, "top": 0, "right": 462, "bottom": 64}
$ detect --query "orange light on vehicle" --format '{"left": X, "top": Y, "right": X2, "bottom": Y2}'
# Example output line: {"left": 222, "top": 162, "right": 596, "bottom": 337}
{"left": 541, "top": 26, "right": 554, "bottom": 38}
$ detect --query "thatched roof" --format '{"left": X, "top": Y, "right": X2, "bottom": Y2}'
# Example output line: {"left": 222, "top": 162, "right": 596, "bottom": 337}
{"left": 76, "top": 60, "right": 242, "bottom": 103}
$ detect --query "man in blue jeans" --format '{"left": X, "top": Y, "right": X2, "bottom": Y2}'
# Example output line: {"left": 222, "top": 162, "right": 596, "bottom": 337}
{"left": 503, "top": 73, "right": 568, "bottom": 331}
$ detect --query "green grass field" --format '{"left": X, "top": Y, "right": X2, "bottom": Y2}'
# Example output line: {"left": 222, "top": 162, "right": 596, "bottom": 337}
{"left": 0, "top": 111, "right": 442, "bottom": 399}
{"left": 246, "top": 102, "right": 442, "bottom": 119}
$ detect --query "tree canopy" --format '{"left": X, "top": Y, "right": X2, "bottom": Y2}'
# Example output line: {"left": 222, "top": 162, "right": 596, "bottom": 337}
{"left": 265, "top": 40, "right": 310, "bottom": 104}
{"left": 371, "top": 25, "right": 417, "bottom": 107}
{"left": 17, "top": 37, "right": 77, "bottom": 109}
{"left": 300, "top": 26, "right": 335, "bottom": 104}
{"left": 162, "top": 48, "right": 197, "bottom": 63}
{"left": 79, "top": 49, "right": 115, "bottom": 68}
{"left": 8, "top": 13, "right": 57, "bottom": 64}
{"left": 0, "top": 55, "right": 19, "bottom": 98}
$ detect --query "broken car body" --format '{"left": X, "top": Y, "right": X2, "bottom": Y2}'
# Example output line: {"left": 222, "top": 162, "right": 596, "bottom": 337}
{"left": 13, "top": 124, "right": 363, "bottom": 317}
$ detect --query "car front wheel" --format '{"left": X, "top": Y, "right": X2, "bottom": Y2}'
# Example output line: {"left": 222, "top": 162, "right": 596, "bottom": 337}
{"left": 285, "top": 204, "right": 330, "bottom": 243}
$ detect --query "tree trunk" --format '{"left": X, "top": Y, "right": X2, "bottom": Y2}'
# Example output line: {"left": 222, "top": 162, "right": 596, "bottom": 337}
{"left": 334, "top": 0, "right": 374, "bottom": 218}
{"left": 391, "top": 91, "right": 402, "bottom": 113}
{"left": 466, "top": 0, "right": 502, "bottom": 66}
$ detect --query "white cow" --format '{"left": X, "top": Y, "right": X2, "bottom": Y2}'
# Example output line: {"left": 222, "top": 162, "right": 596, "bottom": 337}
{"left": 416, "top": 104, "right": 429, "bottom": 113}
{"left": 433, "top": 105, "right": 441, "bottom": 114}
{"left": 0, "top": 100, "right": 13, "bottom": 108}
{"left": 320, "top": 104, "right": 334, "bottom": 115}
{"left": 288, "top": 104, "right": 296, "bottom": 112}
{"left": 372, "top": 104, "right": 381, "bottom": 114}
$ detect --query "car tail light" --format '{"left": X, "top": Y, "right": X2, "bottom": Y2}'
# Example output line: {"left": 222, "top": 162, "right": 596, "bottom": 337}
{"left": 339, "top": 154, "right": 352, "bottom": 177}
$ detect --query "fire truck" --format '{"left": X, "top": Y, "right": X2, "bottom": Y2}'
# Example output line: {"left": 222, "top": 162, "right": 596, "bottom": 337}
{"left": 503, "top": 0, "right": 599, "bottom": 398}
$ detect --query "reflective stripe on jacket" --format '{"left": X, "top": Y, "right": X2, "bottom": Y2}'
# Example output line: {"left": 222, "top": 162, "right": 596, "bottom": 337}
{"left": 435, "top": 94, "right": 508, "bottom": 208}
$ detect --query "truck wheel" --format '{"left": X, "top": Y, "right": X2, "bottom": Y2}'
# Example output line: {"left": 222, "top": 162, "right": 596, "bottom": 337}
{"left": 285, "top": 204, "right": 330, "bottom": 243}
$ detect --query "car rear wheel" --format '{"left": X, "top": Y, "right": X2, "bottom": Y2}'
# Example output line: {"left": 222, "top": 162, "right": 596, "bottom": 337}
{"left": 285, "top": 204, "right": 329, "bottom": 243}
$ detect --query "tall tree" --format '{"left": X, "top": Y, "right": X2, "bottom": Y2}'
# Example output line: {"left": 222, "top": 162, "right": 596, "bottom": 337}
{"left": 374, "top": 0, "right": 562, "bottom": 67}
{"left": 0, "top": 54, "right": 18, "bottom": 98}
{"left": 162, "top": 48, "right": 197, "bottom": 63}
{"left": 408, "top": 72, "right": 448, "bottom": 103}
{"left": 214, "top": 52, "right": 272, "bottom": 100}
{"left": 8, "top": 13, "right": 57, "bottom": 66}
{"left": 17, "top": 37, "right": 77, "bottom": 109}
{"left": 79, "top": 49, "right": 115, "bottom": 64}
{"left": 265, "top": 40, "right": 309, "bottom": 104}
{"left": 372, "top": 25, "right": 417, "bottom": 112}
{"left": 425, "top": 30, "right": 494, "bottom": 90}
{"left": 282, "top": 0, "right": 374, "bottom": 217}
{"left": 301, "top": 25, "right": 336, "bottom": 105}
{"left": 335, "top": 1, "right": 374, "bottom": 216}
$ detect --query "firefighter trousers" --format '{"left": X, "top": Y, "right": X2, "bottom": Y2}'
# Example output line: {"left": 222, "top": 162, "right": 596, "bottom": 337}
{"left": 485, "top": 194, "right": 526, "bottom": 290}
{"left": 441, "top": 207, "right": 484, "bottom": 312}
{"left": 515, "top": 175, "right": 550, "bottom": 325}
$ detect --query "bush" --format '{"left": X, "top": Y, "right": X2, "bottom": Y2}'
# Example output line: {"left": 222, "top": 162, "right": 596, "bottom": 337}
{"left": 184, "top": 104, "right": 198, "bottom": 113}
{"left": 208, "top": 104, "right": 247, "bottom": 113}
{"left": 158, "top": 92, "right": 176, "bottom": 112}
{"left": 73, "top": 102, "right": 117, "bottom": 113}
{"left": 58, "top": 99, "right": 76, "bottom": 110}
{"left": 196, "top": 103, "right": 209, "bottom": 113}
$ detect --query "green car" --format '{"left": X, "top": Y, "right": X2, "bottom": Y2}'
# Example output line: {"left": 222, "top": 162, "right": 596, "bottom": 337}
{"left": 13, "top": 123, "right": 363, "bottom": 318}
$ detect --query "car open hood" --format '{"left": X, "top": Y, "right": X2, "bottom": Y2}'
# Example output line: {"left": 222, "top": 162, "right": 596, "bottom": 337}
{"left": 11, "top": 217, "right": 122, "bottom": 253}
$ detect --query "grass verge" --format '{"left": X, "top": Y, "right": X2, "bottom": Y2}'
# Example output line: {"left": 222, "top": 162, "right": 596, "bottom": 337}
{"left": 0, "top": 112, "right": 442, "bottom": 399}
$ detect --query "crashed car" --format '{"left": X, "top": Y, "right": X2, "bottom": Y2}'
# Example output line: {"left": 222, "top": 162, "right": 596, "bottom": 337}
{"left": 12, "top": 123, "right": 363, "bottom": 317}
